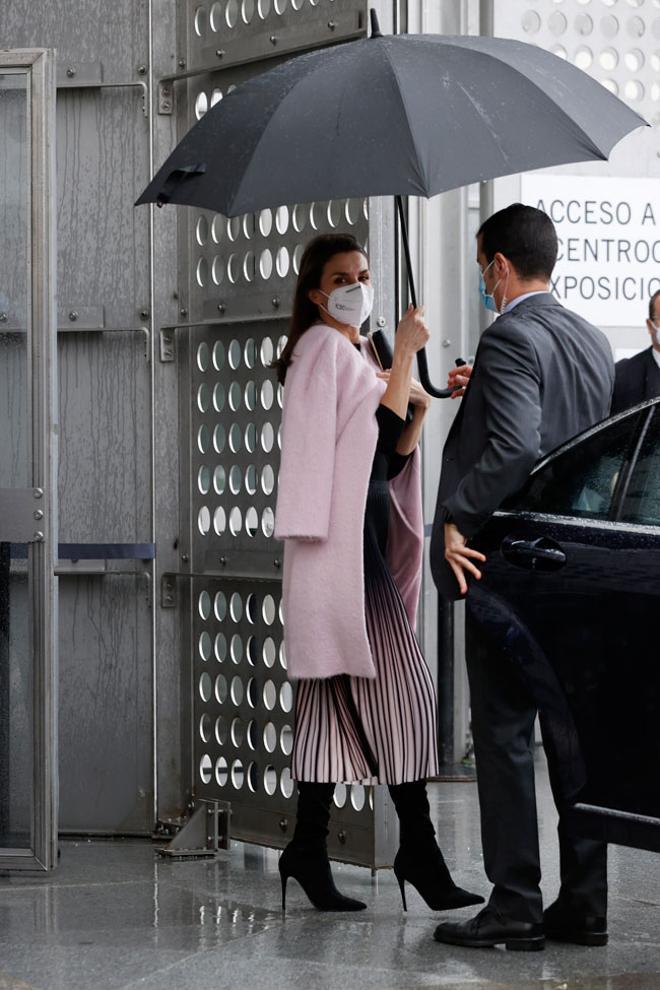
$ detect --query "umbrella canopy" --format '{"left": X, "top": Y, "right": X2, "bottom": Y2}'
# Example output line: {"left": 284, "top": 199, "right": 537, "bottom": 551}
{"left": 137, "top": 15, "right": 645, "bottom": 396}
{"left": 138, "top": 24, "right": 645, "bottom": 216}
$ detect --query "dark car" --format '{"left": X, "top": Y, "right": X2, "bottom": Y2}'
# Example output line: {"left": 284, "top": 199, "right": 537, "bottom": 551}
{"left": 469, "top": 397, "right": 660, "bottom": 853}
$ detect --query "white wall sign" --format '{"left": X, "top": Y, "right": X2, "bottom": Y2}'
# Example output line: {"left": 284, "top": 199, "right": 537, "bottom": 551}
{"left": 520, "top": 174, "right": 660, "bottom": 328}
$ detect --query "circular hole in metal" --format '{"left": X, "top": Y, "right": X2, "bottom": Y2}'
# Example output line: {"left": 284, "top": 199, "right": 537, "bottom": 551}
{"left": 244, "top": 380, "right": 257, "bottom": 410}
{"left": 242, "top": 214, "right": 254, "bottom": 239}
{"left": 575, "top": 13, "right": 593, "bottom": 34}
{"left": 276, "top": 334, "right": 287, "bottom": 357}
{"left": 210, "top": 1, "right": 223, "bottom": 30}
{"left": 215, "top": 632, "right": 227, "bottom": 662}
{"left": 231, "top": 758, "right": 244, "bottom": 789}
{"left": 230, "top": 592, "right": 243, "bottom": 623}
{"left": 229, "top": 506, "right": 242, "bottom": 535}
{"left": 198, "top": 464, "right": 211, "bottom": 495}
{"left": 227, "top": 253, "right": 239, "bottom": 284}
{"left": 263, "top": 636, "right": 277, "bottom": 667}
{"left": 198, "top": 424, "right": 210, "bottom": 454}
{"left": 262, "top": 507, "right": 275, "bottom": 538}
{"left": 243, "top": 251, "right": 255, "bottom": 282}
{"left": 211, "top": 256, "right": 225, "bottom": 286}
{"left": 292, "top": 204, "right": 307, "bottom": 232}
{"left": 228, "top": 339, "right": 241, "bottom": 369}
{"left": 327, "top": 201, "right": 342, "bottom": 227}
{"left": 229, "top": 423, "right": 242, "bottom": 453}
{"left": 599, "top": 47, "right": 619, "bottom": 69}
{"left": 309, "top": 202, "right": 320, "bottom": 229}
{"left": 652, "top": 51, "right": 660, "bottom": 72}
{"left": 231, "top": 717, "right": 245, "bottom": 747}
{"left": 215, "top": 714, "right": 229, "bottom": 745}
{"left": 601, "top": 14, "right": 620, "bottom": 36}
{"left": 293, "top": 243, "right": 304, "bottom": 274}
{"left": 200, "top": 713, "right": 212, "bottom": 743}
{"left": 215, "top": 756, "right": 228, "bottom": 787}
{"left": 575, "top": 45, "right": 593, "bottom": 67}
{"left": 601, "top": 78, "right": 619, "bottom": 94}
{"left": 247, "top": 636, "right": 258, "bottom": 665}
{"left": 334, "top": 783, "right": 347, "bottom": 808}
{"left": 229, "top": 381, "right": 241, "bottom": 411}
{"left": 275, "top": 205, "right": 289, "bottom": 234}
{"left": 196, "top": 257, "right": 209, "bottom": 287}
{"left": 245, "top": 594, "right": 256, "bottom": 624}
{"left": 199, "top": 631, "right": 212, "bottom": 662}
{"left": 211, "top": 489, "right": 224, "bottom": 521}
{"left": 198, "top": 506, "right": 211, "bottom": 535}
{"left": 259, "top": 248, "right": 273, "bottom": 279}
{"left": 247, "top": 677, "right": 257, "bottom": 707}
{"left": 244, "top": 338, "right": 257, "bottom": 368}
{"left": 197, "top": 383, "right": 210, "bottom": 412}
{"left": 242, "top": 0, "right": 255, "bottom": 22}
{"left": 627, "top": 14, "right": 646, "bottom": 36}
{"left": 213, "top": 423, "right": 226, "bottom": 453}
{"left": 194, "top": 5, "right": 207, "bottom": 34}
{"left": 345, "top": 199, "right": 361, "bottom": 226}
{"left": 245, "top": 506, "right": 259, "bottom": 536}
{"left": 210, "top": 88, "right": 223, "bottom": 108}
{"left": 260, "top": 337, "right": 274, "bottom": 366}
{"left": 261, "top": 422, "right": 275, "bottom": 453}
{"left": 229, "top": 464, "right": 242, "bottom": 494}
{"left": 279, "top": 681, "right": 293, "bottom": 713}
{"left": 199, "top": 671, "right": 212, "bottom": 702}
{"left": 258, "top": 0, "right": 271, "bottom": 17}
{"left": 262, "top": 594, "right": 276, "bottom": 625}
{"left": 226, "top": 0, "right": 239, "bottom": 27}
{"left": 213, "top": 385, "right": 226, "bottom": 416}
{"left": 195, "top": 91, "right": 208, "bottom": 119}
{"left": 624, "top": 78, "right": 644, "bottom": 100}
{"left": 276, "top": 246, "right": 290, "bottom": 277}
{"left": 212, "top": 340, "right": 225, "bottom": 370}
{"left": 280, "top": 724, "right": 293, "bottom": 756}
{"left": 260, "top": 379, "right": 274, "bottom": 410}
{"left": 215, "top": 673, "right": 228, "bottom": 704}
{"left": 198, "top": 589, "right": 212, "bottom": 621}
{"left": 213, "top": 466, "right": 226, "bottom": 495}
{"left": 280, "top": 767, "right": 294, "bottom": 799}
{"left": 247, "top": 761, "right": 258, "bottom": 792}
{"left": 245, "top": 422, "right": 257, "bottom": 453}
{"left": 247, "top": 719, "right": 257, "bottom": 750}
{"left": 264, "top": 766, "right": 277, "bottom": 795}
{"left": 625, "top": 47, "right": 645, "bottom": 70}
{"left": 200, "top": 754, "right": 212, "bottom": 784}
{"left": 552, "top": 44, "right": 568, "bottom": 59}
{"left": 244, "top": 465, "right": 257, "bottom": 497}
{"left": 259, "top": 208, "right": 273, "bottom": 236}
{"left": 214, "top": 592, "right": 227, "bottom": 621}
{"left": 548, "top": 10, "right": 567, "bottom": 34}
{"left": 263, "top": 721, "right": 277, "bottom": 753}
{"left": 275, "top": 0, "right": 288, "bottom": 12}
{"left": 261, "top": 464, "right": 275, "bottom": 495}
{"left": 521, "top": 10, "right": 541, "bottom": 32}
{"left": 196, "top": 215, "right": 209, "bottom": 246}
{"left": 351, "top": 784, "right": 366, "bottom": 812}
{"left": 263, "top": 679, "right": 277, "bottom": 710}
{"left": 279, "top": 641, "right": 287, "bottom": 670}
{"left": 197, "top": 340, "right": 210, "bottom": 371}
{"left": 230, "top": 675, "right": 244, "bottom": 705}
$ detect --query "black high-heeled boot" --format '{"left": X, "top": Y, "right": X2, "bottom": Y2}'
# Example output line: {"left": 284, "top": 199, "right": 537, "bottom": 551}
{"left": 388, "top": 780, "right": 484, "bottom": 911}
{"left": 279, "top": 782, "right": 367, "bottom": 913}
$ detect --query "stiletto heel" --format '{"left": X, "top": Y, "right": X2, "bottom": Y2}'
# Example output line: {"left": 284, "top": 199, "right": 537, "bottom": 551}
{"left": 397, "top": 874, "right": 408, "bottom": 912}
{"left": 393, "top": 848, "right": 484, "bottom": 911}
{"left": 278, "top": 843, "right": 367, "bottom": 913}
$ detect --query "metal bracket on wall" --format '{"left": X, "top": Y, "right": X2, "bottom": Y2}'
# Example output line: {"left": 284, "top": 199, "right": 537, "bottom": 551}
{"left": 155, "top": 799, "right": 231, "bottom": 859}
{"left": 55, "top": 61, "right": 149, "bottom": 117}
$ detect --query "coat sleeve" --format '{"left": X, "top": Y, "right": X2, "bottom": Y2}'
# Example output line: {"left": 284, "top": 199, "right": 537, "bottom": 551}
{"left": 274, "top": 334, "right": 338, "bottom": 542}
{"left": 442, "top": 322, "right": 542, "bottom": 538}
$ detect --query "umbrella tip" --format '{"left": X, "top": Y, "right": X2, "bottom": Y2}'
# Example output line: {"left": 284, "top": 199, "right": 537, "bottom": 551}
{"left": 369, "top": 8, "right": 383, "bottom": 37}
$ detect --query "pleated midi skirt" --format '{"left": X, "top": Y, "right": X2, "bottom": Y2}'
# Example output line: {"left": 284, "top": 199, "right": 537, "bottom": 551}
{"left": 291, "top": 478, "right": 439, "bottom": 785}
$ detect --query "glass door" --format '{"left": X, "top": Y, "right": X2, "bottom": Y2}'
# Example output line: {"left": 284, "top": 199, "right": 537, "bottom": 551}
{"left": 0, "top": 50, "right": 58, "bottom": 870}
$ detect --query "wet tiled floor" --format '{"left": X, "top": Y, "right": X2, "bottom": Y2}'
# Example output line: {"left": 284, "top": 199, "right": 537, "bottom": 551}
{"left": 0, "top": 759, "right": 658, "bottom": 990}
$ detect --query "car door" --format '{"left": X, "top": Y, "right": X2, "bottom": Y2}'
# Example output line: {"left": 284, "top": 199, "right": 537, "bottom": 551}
{"left": 470, "top": 400, "right": 660, "bottom": 852}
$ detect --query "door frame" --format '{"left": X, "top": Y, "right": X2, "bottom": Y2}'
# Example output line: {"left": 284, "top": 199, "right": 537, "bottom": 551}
{"left": 0, "top": 48, "right": 58, "bottom": 871}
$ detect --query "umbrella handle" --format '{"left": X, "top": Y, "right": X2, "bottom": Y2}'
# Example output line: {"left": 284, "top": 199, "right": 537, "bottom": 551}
{"left": 395, "top": 195, "right": 461, "bottom": 399}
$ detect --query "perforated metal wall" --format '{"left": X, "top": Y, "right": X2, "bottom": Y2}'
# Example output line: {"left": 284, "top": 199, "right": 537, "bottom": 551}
{"left": 180, "top": 0, "right": 398, "bottom": 866}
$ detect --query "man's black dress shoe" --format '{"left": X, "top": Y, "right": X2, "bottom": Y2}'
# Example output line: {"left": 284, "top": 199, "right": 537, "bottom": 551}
{"left": 543, "top": 900, "right": 608, "bottom": 946}
{"left": 433, "top": 907, "right": 545, "bottom": 951}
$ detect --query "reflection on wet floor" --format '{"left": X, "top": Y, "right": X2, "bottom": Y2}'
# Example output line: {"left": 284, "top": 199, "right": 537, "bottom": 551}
{"left": 0, "top": 759, "right": 658, "bottom": 990}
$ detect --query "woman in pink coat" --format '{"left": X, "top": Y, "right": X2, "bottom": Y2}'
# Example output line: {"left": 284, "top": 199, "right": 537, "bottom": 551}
{"left": 274, "top": 233, "right": 483, "bottom": 914}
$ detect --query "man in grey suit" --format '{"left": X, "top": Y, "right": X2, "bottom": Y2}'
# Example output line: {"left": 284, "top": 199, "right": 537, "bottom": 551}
{"left": 611, "top": 289, "right": 660, "bottom": 415}
{"left": 431, "top": 204, "right": 614, "bottom": 951}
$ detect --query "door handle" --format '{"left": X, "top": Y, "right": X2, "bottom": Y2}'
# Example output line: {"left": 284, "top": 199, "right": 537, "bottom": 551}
{"left": 501, "top": 536, "right": 567, "bottom": 572}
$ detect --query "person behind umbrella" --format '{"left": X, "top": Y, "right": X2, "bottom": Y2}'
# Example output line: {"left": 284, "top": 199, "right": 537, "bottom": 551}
{"left": 610, "top": 289, "right": 660, "bottom": 414}
{"left": 273, "top": 232, "right": 483, "bottom": 914}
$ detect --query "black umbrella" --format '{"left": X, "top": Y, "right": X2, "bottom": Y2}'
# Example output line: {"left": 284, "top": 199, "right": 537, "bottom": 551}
{"left": 138, "top": 10, "right": 645, "bottom": 396}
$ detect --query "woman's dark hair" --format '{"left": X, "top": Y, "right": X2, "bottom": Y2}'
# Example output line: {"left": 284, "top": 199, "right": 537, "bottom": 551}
{"left": 273, "top": 232, "right": 368, "bottom": 385}
{"left": 477, "top": 203, "right": 558, "bottom": 280}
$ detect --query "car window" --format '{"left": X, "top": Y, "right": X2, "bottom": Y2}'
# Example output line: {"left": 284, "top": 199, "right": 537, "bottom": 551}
{"left": 503, "top": 411, "right": 642, "bottom": 520}
{"left": 619, "top": 410, "right": 660, "bottom": 527}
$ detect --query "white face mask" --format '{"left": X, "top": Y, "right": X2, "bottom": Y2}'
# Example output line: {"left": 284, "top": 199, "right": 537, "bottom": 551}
{"left": 321, "top": 281, "right": 374, "bottom": 328}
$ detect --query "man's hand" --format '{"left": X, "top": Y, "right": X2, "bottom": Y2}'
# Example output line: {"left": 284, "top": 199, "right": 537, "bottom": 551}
{"left": 447, "top": 363, "right": 473, "bottom": 399}
{"left": 444, "top": 522, "right": 486, "bottom": 595}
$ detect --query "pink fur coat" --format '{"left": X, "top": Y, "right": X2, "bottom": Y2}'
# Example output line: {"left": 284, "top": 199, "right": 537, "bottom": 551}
{"left": 274, "top": 322, "right": 424, "bottom": 680}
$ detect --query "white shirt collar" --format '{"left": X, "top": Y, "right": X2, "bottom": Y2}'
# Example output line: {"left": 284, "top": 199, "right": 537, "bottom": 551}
{"left": 502, "top": 290, "right": 549, "bottom": 315}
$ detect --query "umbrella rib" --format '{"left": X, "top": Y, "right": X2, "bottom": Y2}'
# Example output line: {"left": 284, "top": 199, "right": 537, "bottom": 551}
{"left": 378, "top": 41, "right": 429, "bottom": 193}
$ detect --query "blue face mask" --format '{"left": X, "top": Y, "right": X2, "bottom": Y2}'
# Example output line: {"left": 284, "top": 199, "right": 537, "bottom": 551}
{"left": 479, "top": 260, "right": 499, "bottom": 313}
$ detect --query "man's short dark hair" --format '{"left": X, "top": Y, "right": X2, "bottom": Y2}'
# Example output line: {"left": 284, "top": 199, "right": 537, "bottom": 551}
{"left": 477, "top": 203, "right": 558, "bottom": 280}
{"left": 649, "top": 289, "right": 660, "bottom": 322}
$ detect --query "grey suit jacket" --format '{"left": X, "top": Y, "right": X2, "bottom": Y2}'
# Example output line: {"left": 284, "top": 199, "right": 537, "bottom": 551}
{"left": 430, "top": 293, "right": 614, "bottom": 599}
